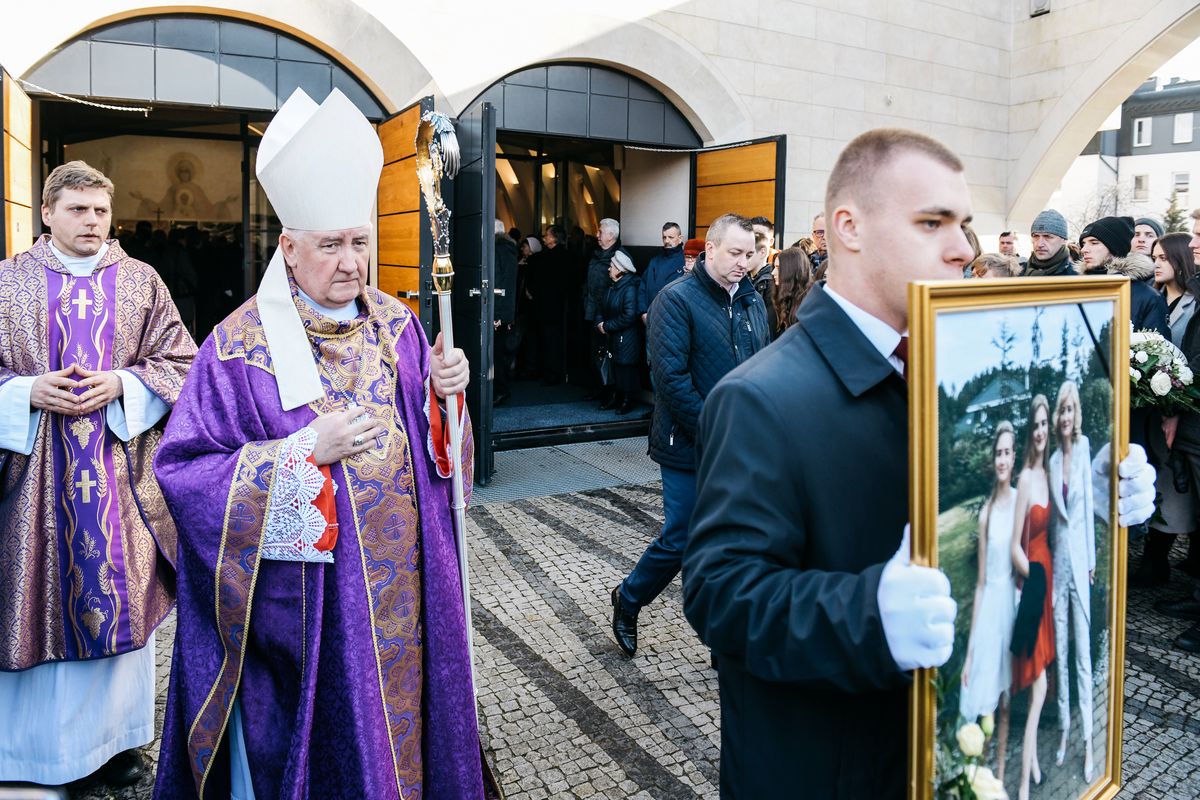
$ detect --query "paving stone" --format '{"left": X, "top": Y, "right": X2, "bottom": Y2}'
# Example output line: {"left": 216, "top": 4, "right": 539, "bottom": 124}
{"left": 66, "top": 457, "right": 1200, "bottom": 799}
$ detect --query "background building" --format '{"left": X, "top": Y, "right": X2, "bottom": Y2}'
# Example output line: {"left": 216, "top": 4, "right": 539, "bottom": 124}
{"left": 1050, "top": 73, "right": 1200, "bottom": 236}
{"left": 3, "top": 0, "right": 1200, "bottom": 479}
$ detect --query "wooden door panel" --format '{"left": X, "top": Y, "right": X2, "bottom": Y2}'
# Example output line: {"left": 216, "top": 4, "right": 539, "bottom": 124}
{"left": 2, "top": 70, "right": 32, "bottom": 259}
{"left": 690, "top": 136, "right": 785, "bottom": 241}
{"left": 377, "top": 264, "right": 420, "bottom": 314}
{"left": 378, "top": 160, "right": 421, "bottom": 216}
{"left": 694, "top": 182, "right": 775, "bottom": 227}
{"left": 376, "top": 97, "right": 434, "bottom": 333}
{"left": 695, "top": 141, "right": 776, "bottom": 186}
{"left": 378, "top": 211, "right": 420, "bottom": 266}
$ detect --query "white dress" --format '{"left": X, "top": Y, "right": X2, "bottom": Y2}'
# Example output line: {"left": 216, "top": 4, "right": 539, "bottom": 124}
{"left": 959, "top": 492, "right": 1018, "bottom": 721}
{"left": 0, "top": 244, "right": 167, "bottom": 785}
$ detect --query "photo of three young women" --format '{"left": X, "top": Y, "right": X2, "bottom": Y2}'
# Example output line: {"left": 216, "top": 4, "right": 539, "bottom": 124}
{"left": 956, "top": 380, "right": 1111, "bottom": 800}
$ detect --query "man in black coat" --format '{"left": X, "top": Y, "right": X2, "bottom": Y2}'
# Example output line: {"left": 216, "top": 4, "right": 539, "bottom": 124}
{"left": 681, "top": 129, "right": 1158, "bottom": 798}
{"left": 528, "top": 224, "right": 571, "bottom": 385}
{"left": 492, "top": 221, "right": 519, "bottom": 403}
{"left": 609, "top": 213, "right": 769, "bottom": 657}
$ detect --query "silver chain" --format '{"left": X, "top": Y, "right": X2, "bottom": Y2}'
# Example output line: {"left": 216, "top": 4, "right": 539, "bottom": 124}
{"left": 18, "top": 79, "right": 152, "bottom": 116}
{"left": 621, "top": 139, "right": 763, "bottom": 154}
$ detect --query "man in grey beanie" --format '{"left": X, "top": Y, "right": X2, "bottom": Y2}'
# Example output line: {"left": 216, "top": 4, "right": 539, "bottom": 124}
{"left": 1133, "top": 216, "right": 1165, "bottom": 256}
{"left": 1025, "top": 209, "right": 1077, "bottom": 277}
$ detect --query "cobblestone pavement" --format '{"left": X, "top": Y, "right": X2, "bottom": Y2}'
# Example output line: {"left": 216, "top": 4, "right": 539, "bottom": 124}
{"left": 58, "top": 488, "right": 1200, "bottom": 799}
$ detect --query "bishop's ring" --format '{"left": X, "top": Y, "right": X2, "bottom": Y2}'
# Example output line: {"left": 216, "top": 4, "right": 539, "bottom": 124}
{"left": 353, "top": 434, "right": 364, "bottom": 447}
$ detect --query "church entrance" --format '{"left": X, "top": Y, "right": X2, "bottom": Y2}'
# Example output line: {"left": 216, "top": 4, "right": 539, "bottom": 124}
{"left": 439, "top": 64, "right": 786, "bottom": 484}
{"left": 5, "top": 14, "right": 386, "bottom": 342}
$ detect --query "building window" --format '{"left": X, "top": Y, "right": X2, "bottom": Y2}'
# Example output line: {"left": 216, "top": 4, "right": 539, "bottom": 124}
{"left": 1134, "top": 117, "right": 1152, "bottom": 147}
{"left": 1175, "top": 113, "right": 1195, "bottom": 144}
{"left": 1134, "top": 174, "right": 1150, "bottom": 202}
{"left": 1175, "top": 172, "right": 1190, "bottom": 205}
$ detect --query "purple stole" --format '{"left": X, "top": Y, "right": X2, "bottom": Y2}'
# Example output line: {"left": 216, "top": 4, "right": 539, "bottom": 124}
{"left": 45, "top": 265, "right": 131, "bottom": 658}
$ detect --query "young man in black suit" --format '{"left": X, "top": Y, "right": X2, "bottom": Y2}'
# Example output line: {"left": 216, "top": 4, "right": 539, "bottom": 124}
{"left": 682, "top": 128, "right": 1158, "bottom": 798}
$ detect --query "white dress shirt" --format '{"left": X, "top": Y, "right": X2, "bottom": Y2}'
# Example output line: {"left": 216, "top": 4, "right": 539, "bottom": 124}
{"left": 824, "top": 285, "right": 906, "bottom": 376}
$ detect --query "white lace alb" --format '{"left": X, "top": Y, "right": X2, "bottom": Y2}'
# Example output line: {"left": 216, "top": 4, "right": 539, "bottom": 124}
{"left": 261, "top": 427, "right": 335, "bottom": 563}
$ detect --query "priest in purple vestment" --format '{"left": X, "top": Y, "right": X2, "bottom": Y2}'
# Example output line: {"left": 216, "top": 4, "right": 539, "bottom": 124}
{"left": 0, "top": 161, "right": 194, "bottom": 787}
{"left": 152, "top": 88, "right": 487, "bottom": 800}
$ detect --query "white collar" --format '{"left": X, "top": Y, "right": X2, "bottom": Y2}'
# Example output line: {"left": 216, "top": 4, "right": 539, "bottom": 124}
{"left": 296, "top": 285, "right": 359, "bottom": 322}
{"left": 824, "top": 285, "right": 905, "bottom": 374}
{"left": 49, "top": 240, "right": 108, "bottom": 277}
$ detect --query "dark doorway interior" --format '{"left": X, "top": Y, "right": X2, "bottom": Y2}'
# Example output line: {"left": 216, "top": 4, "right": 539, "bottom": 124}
{"left": 39, "top": 100, "right": 279, "bottom": 343}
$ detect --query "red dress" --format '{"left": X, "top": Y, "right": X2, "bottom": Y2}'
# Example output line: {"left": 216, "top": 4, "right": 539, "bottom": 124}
{"left": 1013, "top": 501, "right": 1055, "bottom": 692}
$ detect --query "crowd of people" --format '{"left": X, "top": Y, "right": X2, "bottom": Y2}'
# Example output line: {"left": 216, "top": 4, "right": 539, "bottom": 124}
{"left": 490, "top": 212, "right": 831, "bottom": 416}
{"left": 114, "top": 221, "right": 244, "bottom": 338}
{"left": 0, "top": 90, "right": 1174, "bottom": 800}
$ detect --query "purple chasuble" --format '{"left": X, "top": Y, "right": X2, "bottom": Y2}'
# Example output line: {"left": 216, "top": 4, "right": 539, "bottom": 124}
{"left": 0, "top": 236, "right": 193, "bottom": 671}
{"left": 152, "top": 285, "right": 482, "bottom": 800}
{"left": 46, "top": 265, "right": 133, "bottom": 657}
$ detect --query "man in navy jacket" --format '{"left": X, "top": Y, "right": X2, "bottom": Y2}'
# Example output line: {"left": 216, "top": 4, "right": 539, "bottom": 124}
{"left": 682, "top": 129, "right": 1158, "bottom": 798}
{"left": 610, "top": 213, "right": 769, "bottom": 657}
{"left": 637, "top": 222, "right": 685, "bottom": 324}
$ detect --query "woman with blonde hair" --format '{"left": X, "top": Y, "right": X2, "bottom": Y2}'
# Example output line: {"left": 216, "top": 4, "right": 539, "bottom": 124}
{"left": 1011, "top": 395, "right": 1056, "bottom": 800}
{"left": 770, "top": 246, "right": 816, "bottom": 339}
{"left": 1048, "top": 380, "right": 1097, "bottom": 780}
{"left": 959, "top": 421, "right": 1018, "bottom": 781}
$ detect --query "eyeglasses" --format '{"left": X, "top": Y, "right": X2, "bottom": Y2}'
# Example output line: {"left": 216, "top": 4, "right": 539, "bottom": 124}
{"left": 812, "top": 229, "right": 825, "bottom": 236}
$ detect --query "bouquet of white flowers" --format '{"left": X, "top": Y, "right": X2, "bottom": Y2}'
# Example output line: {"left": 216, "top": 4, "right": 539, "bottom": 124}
{"left": 1130, "top": 327, "right": 1200, "bottom": 416}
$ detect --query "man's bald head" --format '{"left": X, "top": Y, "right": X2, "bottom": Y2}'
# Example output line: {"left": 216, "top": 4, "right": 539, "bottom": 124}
{"left": 825, "top": 128, "right": 964, "bottom": 220}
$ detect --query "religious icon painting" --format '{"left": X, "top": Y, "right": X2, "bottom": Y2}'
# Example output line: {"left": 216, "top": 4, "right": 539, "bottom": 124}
{"left": 906, "top": 277, "right": 1131, "bottom": 800}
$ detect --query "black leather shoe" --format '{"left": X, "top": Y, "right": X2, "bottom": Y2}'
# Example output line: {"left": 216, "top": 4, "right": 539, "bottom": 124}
{"left": 611, "top": 586, "right": 638, "bottom": 656}
{"left": 599, "top": 393, "right": 619, "bottom": 410}
{"left": 1155, "top": 597, "right": 1200, "bottom": 621}
{"left": 96, "top": 749, "right": 145, "bottom": 788}
{"left": 1131, "top": 559, "right": 1171, "bottom": 588}
{"left": 1180, "top": 555, "right": 1200, "bottom": 580}
{"left": 1175, "top": 623, "right": 1200, "bottom": 654}
{"left": 615, "top": 398, "right": 634, "bottom": 415}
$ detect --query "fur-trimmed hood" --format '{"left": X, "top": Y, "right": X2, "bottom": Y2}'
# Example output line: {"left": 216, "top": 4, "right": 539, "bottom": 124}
{"left": 1108, "top": 252, "right": 1156, "bottom": 281}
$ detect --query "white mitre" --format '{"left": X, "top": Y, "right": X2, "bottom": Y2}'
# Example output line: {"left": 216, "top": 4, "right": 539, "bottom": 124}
{"left": 256, "top": 88, "right": 385, "bottom": 411}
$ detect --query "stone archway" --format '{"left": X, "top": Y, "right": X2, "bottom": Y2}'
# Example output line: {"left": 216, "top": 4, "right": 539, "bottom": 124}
{"left": 1007, "top": 0, "right": 1200, "bottom": 226}
{"left": 441, "top": 17, "right": 754, "bottom": 146}
{"left": 5, "top": 1, "right": 432, "bottom": 114}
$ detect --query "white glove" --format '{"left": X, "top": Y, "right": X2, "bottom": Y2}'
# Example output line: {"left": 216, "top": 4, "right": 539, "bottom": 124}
{"left": 1091, "top": 443, "right": 1156, "bottom": 527}
{"left": 877, "top": 525, "right": 957, "bottom": 672}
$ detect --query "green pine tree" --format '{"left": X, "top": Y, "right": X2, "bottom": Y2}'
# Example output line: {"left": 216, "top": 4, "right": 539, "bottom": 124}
{"left": 1164, "top": 189, "right": 1189, "bottom": 232}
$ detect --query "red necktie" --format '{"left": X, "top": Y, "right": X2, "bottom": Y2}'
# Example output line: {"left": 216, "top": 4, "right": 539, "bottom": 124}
{"left": 893, "top": 336, "right": 909, "bottom": 380}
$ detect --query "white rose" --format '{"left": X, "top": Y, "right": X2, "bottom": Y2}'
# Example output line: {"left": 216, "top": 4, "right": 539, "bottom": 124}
{"left": 1182, "top": 367, "right": 1194, "bottom": 386}
{"left": 1131, "top": 367, "right": 1142, "bottom": 381}
{"left": 956, "top": 722, "right": 985, "bottom": 758}
{"left": 1136, "top": 350, "right": 1149, "bottom": 364}
{"left": 1151, "top": 370, "right": 1173, "bottom": 396}
{"left": 966, "top": 765, "right": 1009, "bottom": 800}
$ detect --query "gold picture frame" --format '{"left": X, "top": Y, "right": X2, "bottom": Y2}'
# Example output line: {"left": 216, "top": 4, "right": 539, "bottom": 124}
{"left": 907, "top": 277, "right": 1131, "bottom": 800}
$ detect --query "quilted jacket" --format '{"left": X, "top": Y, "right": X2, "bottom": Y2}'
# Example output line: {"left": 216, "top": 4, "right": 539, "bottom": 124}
{"left": 599, "top": 273, "right": 642, "bottom": 365}
{"left": 647, "top": 257, "right": 770, "bottom": 470}
{"left": 584, "top": 242, "right": 631, "bottom": 320}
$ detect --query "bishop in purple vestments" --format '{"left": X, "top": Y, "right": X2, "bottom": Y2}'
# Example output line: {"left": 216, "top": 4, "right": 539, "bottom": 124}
{"left": 152, "top": 89, "right": 486, "bottom": 800}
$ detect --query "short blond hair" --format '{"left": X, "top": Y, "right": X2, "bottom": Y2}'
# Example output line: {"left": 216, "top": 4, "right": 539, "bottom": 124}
{"left": 825, "top": 128, "right": 963, "bottom": 216}
{"left": 42, "top": 160, "right": 114, "bottom": 209}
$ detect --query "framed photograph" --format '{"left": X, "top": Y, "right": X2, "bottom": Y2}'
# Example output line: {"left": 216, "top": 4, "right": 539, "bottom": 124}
{"left": 907, "top": 277, "right": 1131, "bottom": 800}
